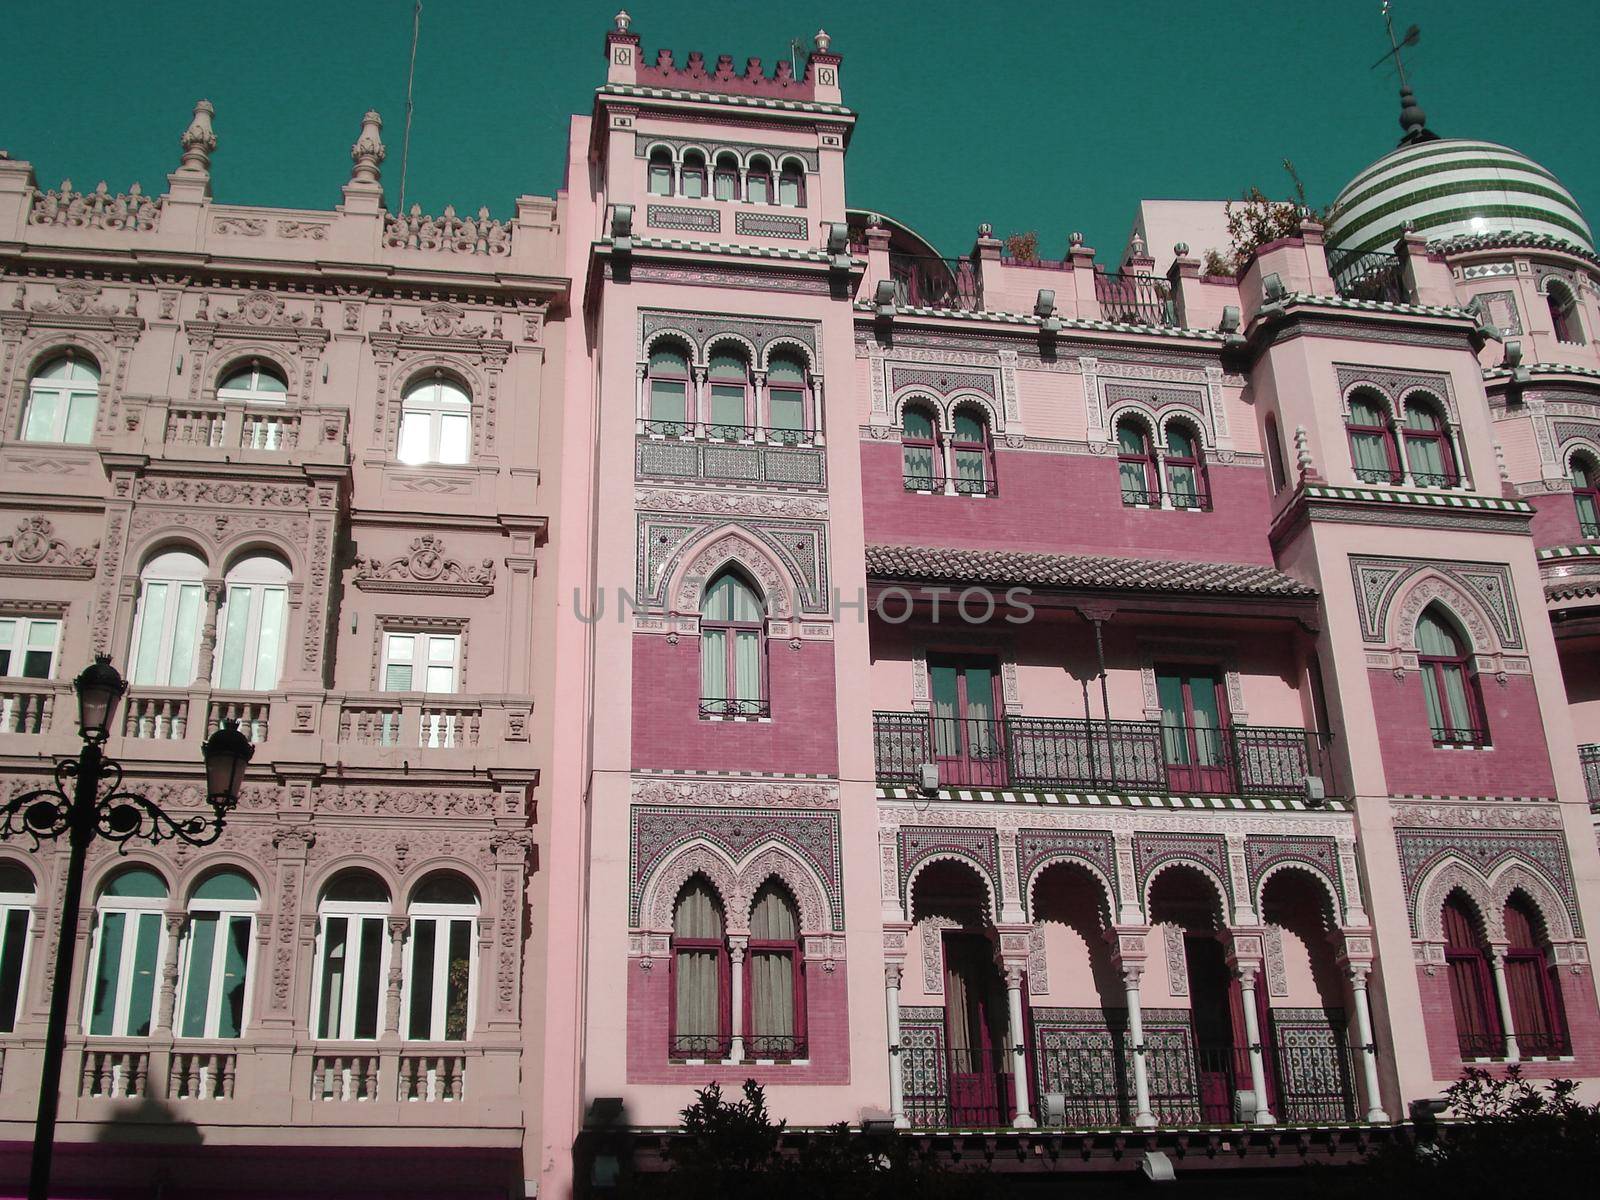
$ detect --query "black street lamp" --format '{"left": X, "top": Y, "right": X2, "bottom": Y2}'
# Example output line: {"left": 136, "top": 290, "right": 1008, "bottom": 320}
{"left": 0, "top": 654, "right": 254, "bottom": 1200}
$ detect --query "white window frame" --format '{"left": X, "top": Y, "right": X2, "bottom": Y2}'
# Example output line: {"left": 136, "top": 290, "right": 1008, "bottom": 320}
{"left": 216, "top": 361, "right": 288, "bottom": 407}
{"left": 311, "top": 900, "right": 392, "bottom": 1042}
{"left": 84, "top": 892, "right": 169, "bottom": 1038}
{"left": 214, "top": 557, "right": 291, "bottom": 692}
{"left": 175, "top": 890, "right": 258, "bottom": 1040}
{"left": 403, "top": 896, "right": 480, "bottom": 1042}
{"left": 22, "top": 356, "right": 100, "bottom": 445}
{"left": 0, "top": 616, "right": 61, "bottom": 680}
{"left": 397, "top": 378, "right": 472, "bottom": 466}
{"left": 0, "top": 879, "right": 36, "bottom": 1034}
{"left": 381, "top": 631, "right": 460, "bottom": 695}
{"left": 129, "top": 551, "right": 208, "bottom": 688}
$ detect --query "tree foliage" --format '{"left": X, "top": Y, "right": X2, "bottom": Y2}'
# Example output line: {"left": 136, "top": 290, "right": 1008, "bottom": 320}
{"left": 1317, "top": 1068, "right": 1600, "bottom": 1199}
{"left": 1205, "top": 159, "right": 1328, "bottom": 278}
{"left": 630, "top": 1079, "right": 995, "bottom": 1200}
{"left": 1003, "top": 230, "right": 1039, "bottom": 263}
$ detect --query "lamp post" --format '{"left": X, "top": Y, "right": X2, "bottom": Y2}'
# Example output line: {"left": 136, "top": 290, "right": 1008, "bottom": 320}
{"left": 0, "top": 654, "right": 254, "bottom": 1200}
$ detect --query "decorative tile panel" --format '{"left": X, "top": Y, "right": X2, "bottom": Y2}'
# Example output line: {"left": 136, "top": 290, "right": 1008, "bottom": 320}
{"left": 647, "top": 204, "right": 720, "bottom": 233}
{"left": 635, "top": 439, "right": 827, "bottom": 488}
{"left": 638, "top": 308, "right": 819, "bottom": 366}
{"left": 1244, "top": 834, "right": 1343, "bottom": 907}
{"left": 1349, "top": 555, "right": 1524, "bottom": 649}
{"left": 898, "top": 826, "right": 1001, "bottom": 915}
{"left": 1132, "top": 832, "right": 1231, "bottom": 900}
{"left": 1395, "top": 828, "right": 1580, "bottom": 937}
{"left": 1015, "top": 829, "right": 1119, "bottom": 906}
{"left": 734, "top": 212, "right": 807, "bottom": 240}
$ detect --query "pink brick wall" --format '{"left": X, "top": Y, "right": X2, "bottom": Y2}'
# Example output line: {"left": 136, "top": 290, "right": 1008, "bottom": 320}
{"left": 631, "top": 633, "right": 841, "bottom": 774}
{"left": 1528, "top": 493, "right": 1585, "bottom": 548}
{"left": 860, "top": 444, "right": 1276, "bottom": 564}
{"left": 1417, "top": 963, "right": 1600, "bottom": 1080}
{"left": 626, "top": 950, "right": 850, "bottom": 1084}
{"left": 1369, "top": 668, "right": 1556, "bottom": 797}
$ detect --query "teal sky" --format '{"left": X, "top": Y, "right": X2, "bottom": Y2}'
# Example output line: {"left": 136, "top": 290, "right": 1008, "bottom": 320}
{"left": 3, "top": 1, "right": 1596, "bottom": 259}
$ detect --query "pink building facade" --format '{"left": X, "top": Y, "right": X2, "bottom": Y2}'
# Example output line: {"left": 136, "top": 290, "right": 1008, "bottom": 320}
{"left": 1, "top": 14, "right": 1599, "bottom": 1196}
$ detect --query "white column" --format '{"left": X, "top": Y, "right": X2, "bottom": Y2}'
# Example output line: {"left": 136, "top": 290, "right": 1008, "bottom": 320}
{"left": 1123, "top": 964, "right": 1157, "bottom": 1128}
{"left": 1154, "top": 449, "right": 1171, "bottom": 508}
{"left": 692, "top": 367, "right": 708, "bottom": 438}
{"left": 1489, "top": 949, "right": 1521, "bottom": 1062}
{"left": 1348, "top": 966, "right": 1389, "bottom": 1122}
{"left": 1237, "top": 966, "right": 1276, "bottom": 1125}
{"left": 1003, "top": 964, "right": 1035, "bottom": 1128}
{"left": 1395, "top": 420, "right": 1415, "bottom": 486}
{"left": 885, "top": 964, "right": 909, "bottom": 1128}
{"left": 751, "top": 370, "right": 767, "bottom": 441}
{"left": 810, "top": 375, "right": 826, "bottom": 446}
{"left": 728, "top": 938, "right": 747, "bottom": 1063}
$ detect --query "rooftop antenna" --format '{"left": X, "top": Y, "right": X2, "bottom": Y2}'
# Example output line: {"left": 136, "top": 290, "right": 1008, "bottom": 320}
{"left": 789, "top": 37, "right": 804, "bottom": 76}
{"left": 399, "top": 1, "right": 422, "bottom": 213}
{"left": 1371, "top": 3, "right": 1434, "bottom": 144}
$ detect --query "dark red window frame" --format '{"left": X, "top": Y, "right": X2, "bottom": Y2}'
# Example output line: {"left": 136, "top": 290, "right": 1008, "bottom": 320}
{"left": 1418, "top": 616, "right": 1488, "bottom": 747}
{"left": 1117, "top": 418, "right": 1159, "bottom": 505}
{"left": 670, "top": 888, "right": 731, "bottom": 1061}
{"left": 902, "top": 403, "right": 942, "bottom": 492}
{"left": 1402, "top": 398, "right": 1461, "bottom": 488}
{"left": 680, "top": 152, "right": 708, "bottom": 200}
{"left": 1162, "top": 422, "right": 1211, "bottom": 510}
{"left": 777, "top": 160, "right": 806, "bottom": 208}
{"left": 747, "top": 157, "right": 773, "bottom": 205}
{"left": 1571, "top": 452, "right": 1600, "bottom": 538}
{"left": 699, "top": 569, "right": 768, "bottom": 719}
{"left": 1443, "top": 895, "right": 1502, "bottom": 1059}
{"left": 950, "top": 407, "right": 997, "bottom": 496}
{"left": 1503, "top": 896, "right": 1570, "bottom": 1057}
{"left": 744, "top": 899, "right": 807, "bottom": 1062}
{"left": 1346, "top": 395, "right": 1403, "bottom": 484}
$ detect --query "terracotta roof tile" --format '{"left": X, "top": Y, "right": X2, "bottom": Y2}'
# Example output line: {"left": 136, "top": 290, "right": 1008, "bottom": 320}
{"left": 865, "top": 543, "right": 1318, "bottom": 598}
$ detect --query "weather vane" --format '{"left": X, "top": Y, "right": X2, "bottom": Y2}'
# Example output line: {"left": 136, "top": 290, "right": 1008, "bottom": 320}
{"left": 1371, "top": 1, "right": 1420, "bottom": 86}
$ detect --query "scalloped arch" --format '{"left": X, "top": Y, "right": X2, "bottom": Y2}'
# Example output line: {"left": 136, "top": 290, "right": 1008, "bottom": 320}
{"left": 703, "top": 331, "right": 761, "bottom": 368}
{"left": 1415, "top": 858, "right": 1498, "bottom": 942}
{"left": 641, "top": 328, "right": 697, "bottom": 365}
{"left": 1393, "top": 575, "right": 1500, "bottom": 655}
{"left": 1024, "top": 855, "right": 1117, "bottom": 924}
{"left": 666, "top": 525, "right": 798, "bottom": 620}
{"left": 640, "top": 841, "right": 740, "bottom": 931}
{"left": 761, "top": 336, "right": 816, "bottom": 373}
{"left": 1157, "top": 409, "right": 1209, "bottom": 450}
{"left": 904, "top": 851, "right": 998, "bottom": 924}
{"left": 1256, "top": 860, "right": 1342, "bottom": 927}
{"left": 1489, "top": 862, "right": 1574, "bottom": 942}
{"left": 1108, "top": 404, "right": 1158, "bottom": 441}
{"left": 946, "top": 392, "right": 1002, "bottom": 434}
{"left": 729, "top": 844, "right": 831, "bottom": 934}
{"left": 1341, "top": 380, "right": 1397, "bottom": 419}
{"left": 1142, "top": 857, "right": 1230, "bottom": 922}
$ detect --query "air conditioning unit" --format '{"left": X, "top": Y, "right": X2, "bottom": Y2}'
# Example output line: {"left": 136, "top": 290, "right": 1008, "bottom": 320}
{"left": 1234, "top": 1089, "right": 1260, "bottom": 1123}
{"left": 918, "top": 762, "right": 940, "bottom": 795}
{"left": 1303, "top": 774, "right": 1327, "bottom": 806}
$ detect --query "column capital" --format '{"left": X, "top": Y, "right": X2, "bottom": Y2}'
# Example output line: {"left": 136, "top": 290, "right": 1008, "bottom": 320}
{"left": 884, "top": 962, "right": 903, "bottom": 988}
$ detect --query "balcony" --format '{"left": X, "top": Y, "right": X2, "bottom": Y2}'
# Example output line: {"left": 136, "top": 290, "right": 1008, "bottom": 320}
{"left": 1094, "top": 271, "right": 1176, "bottom": 326}
{"left": 874, "top": 712, "right": 1334, "bottom": 799}
{"left": 1328, "top": 248, "right": 1407, "bottom": 304}
{"left": 0, "top": 679, "right": 59, "bottom": 734}
{"left": 888, "top": 252, "right": 983, "bottom": 312}
{"left": 903, "top": 1032, "right": 1359, "bottom": 1129}
{"left": 121, "top": 396, "right": 350, "bottom": 465}
{"left": 1582, "top": 744, "right": 1599, "bottom": 804}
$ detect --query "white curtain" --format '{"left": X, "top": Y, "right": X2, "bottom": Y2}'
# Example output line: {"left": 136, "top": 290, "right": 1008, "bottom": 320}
{"left": 700, "top": 629, "right": 727, "bottom": 701}
{"left": 750, "top": 886, "right": 798, "bottom": 1042}
{"left": 674, "top": 883, "right": 724, "bottom": 1042}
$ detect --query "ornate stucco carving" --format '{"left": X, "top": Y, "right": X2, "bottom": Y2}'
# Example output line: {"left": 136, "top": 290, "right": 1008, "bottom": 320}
{"left": 0, "top": 517, "right": 97, "bottom": 578}
{"left": 353, "top": 534, "right": 496, "bottom": 596}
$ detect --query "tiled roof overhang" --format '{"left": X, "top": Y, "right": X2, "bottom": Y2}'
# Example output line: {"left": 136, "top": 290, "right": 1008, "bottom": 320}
{"left": 865, "top": 543, "right": 1317, "bottom": 600}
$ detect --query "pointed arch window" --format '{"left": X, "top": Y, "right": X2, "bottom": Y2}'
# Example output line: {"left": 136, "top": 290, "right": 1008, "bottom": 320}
{"left": 130, "top": 550, "right": 208, "bottom": 690}
{"left": 1416, "top": 605, "right": 1487, "bottom": 747}
{"left": 177, "top": 870, "right": 258, "bottom": 1040}
{"left": 647, "top": 147, "right": 674, "bottom": 196}
{"left": 1117, "top": 417, "right": 1158, "bottom": 505}
{"left": 0, "top": 862, "right": 35, "bottom": 1034}
{"left": 700, "top": 568, "right": 767, "bottom": 718}
{"left": 1570, "top": 452, "right": 1599, "bottom": 538}
{"left": 1402, "top": 395, "right": 1459, "bottom": 488}
{"left": 87, "top": 867, "right": 169, "bottom": 1038}
{"left": 747, "top": 881, "right": 805, "bottom": 1060}
{"left": 951, "top": 407, "right": 996, "bottom": 496}
{"left": 1502, "top": 894, "right": 1569, "bottom": 1057}
{"left": 646, "top": 341, "right": 692, "bottom": 436}
{"left": 1164, "top": 422, "right": 1209, "bottom": 510}
{"left": 1547, "top": 279, "right": 1585, "bottom": 345}
{"left": 671, "top": 878, "right": 729, "bottom": 1060}
{"left": 746, "top": 156, "right": 773, "bottom": 205}
{"left": 1346, "top": 392, "right": 1401, "bottom": 484}
{"left": 902, "top": 403, "right": 941, "bottom": 492}
{"left": 23, "top": 355, "right": 99, "bottom": 444}
{"left": 713, "top": 153, "right": 739, "bottom": 201}
{"left": 766, "top": 352, "right": 809, "bottom": 444}
{"left": 1443, "top": 894, "right": 1501, "bottom": 1058}
{"left": 707, "top": 346, "right": 752, "bottom": 439}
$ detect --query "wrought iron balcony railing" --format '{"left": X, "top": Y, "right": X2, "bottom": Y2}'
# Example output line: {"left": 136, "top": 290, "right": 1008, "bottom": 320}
{"left": 1582, "top": 744, "right": 1600, "bottom": 804}
{"left": 889, "top": 253, "right": 983, "bottom": 312}
{"left": 1329, "top": 248, "right": 1408, "bottom": 304}
{"left": 873, "top": 711, "right": 1335, "bottom": 798}
{"left": 1094, "top": 271, "right": 1176, "bottom": 326}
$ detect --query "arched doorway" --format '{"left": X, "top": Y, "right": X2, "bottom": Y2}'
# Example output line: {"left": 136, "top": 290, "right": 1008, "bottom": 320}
{"left": 908, "top": 860, "right": 1014, "bottom": 1126}
{"left": 1148, "top": 865, "right": 1238, "bottom": 1122}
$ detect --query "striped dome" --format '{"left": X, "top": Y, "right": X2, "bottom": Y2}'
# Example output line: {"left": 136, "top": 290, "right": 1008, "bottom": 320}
{"left": 1326, "top": 138, "right": 1593, "bottom": 256}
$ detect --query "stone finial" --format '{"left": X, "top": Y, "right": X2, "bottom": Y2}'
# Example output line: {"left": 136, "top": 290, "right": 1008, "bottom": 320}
{"left": 1069, "top": 231, "right": 1083, "bottom": 247}
{"left": 814, "top": 28, "right": 831, "bottom": 52}
{"left": 1294, "top": 424, "right": 1315, "bottom": 480}
{"left": 350, "top": 110, "right": 386, "bottom": 185}
{"left": 978, "top": 222, "right": 993, "bottom": 239}
{"left": 1174, "top": 242, "right": 1189, "bottom": 257}
{"left": 1130, "top": 232, "right": 1146, "bottom": 256}
{"left": 178, "top": 100, "right": 217, "bottom": 174}
{"left": 614, "top": 9, "right": 631, "bottom": 31}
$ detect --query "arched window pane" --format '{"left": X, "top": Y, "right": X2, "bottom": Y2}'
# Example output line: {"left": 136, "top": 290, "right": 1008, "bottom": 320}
{"left": 399, "top": 379, "right": 472, "bottom": 466}
{"left": 674, "top": 881, "right": 724, "bottom": 939}
{"left": 648, "top": 149, "right": 673, "bottom": 196}
{"left": 903, "top": 408, "right": 934, "bottom": 440}
{"left": 648, "top": 343, "right": 689, "bottom": 427}
{"left": 777, "top": 163, "right": 803, "bottom": 207}
{"left": 407, "top": 873, "right": 477, "bottom": 1043}
{"left": 0, "top": 864, "right": 30, "bottom": 1032}
{"left": 193, "top": 870, "right": 259, "bottom": 903}
{"left": 747, "top": 159, "right": 772, "bottom": 205}
{"left": 713, "top": 155, "right": 739, "bottom": 201}
{"left": 90, "top": 868, "right": 169, "bottom": 1039}
{"left": 104, "top": 868, "right": 168, "bottom": 899}
{"left": 954, "top": 411, "right": 986, "bottom": 443}
{"left": 750, "top": 884, "right": 797, "bottom": 939}
{"left": 24, "top": 356, "right": 100, "bottom": 444}
{"left": 317, "top": 872, "right": 390, "bottom": 1042}
{"left": 1404, "top": 401, "right": 1443, "bottom": 432}
{"left": 768, "top": 355, "right": 805, "bottom": 385}
{"left": 181, "top": 872, "right": 257, "bottom": 1040}
{"left": 131, "top": 551, "right": 207, "bottom": 688}
{"left": 681, "top": 152, "right": 706, "bottom": 200}
{"left": 1349, "top": 397, "right": 1384, "bottom": 426}
{"left": 1416, "top": 609, "right": 1462, "bottom": 656}
{"left": 1116, "top": 421, "right": 1147, "bottom": 455}
{"left": 708, "top": 350, "right": 748, "bottom": 430}
{"left": 1166, "top": 426, "right": 1196, "bottom": 457}
{"left": 217, "top": 555, "right": 291, "bottom": 693}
